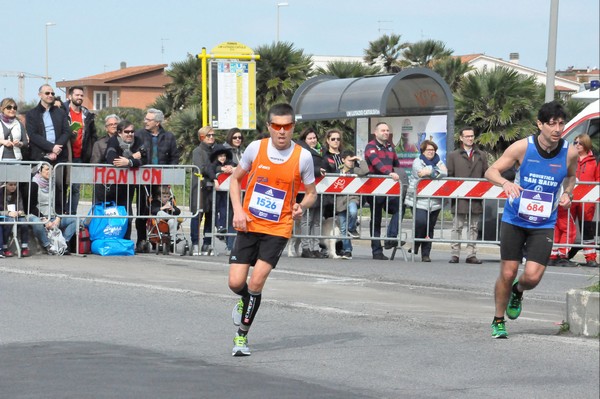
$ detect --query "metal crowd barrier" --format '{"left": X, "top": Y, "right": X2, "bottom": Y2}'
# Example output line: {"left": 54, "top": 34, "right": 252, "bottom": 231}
{"left": 410, "top": 177, "right": 600, "bottom": 262}
{"left": 54, "top": 162, "right": 200, "bottom": 255}
{"left": 210, "top": 172, "right": 406, "bottom": 259}
{"left": 557, "top": 181, "right": 600, "bottom": 258}
{"left": 0, "top": 160, "right": 53, "bottom": 258}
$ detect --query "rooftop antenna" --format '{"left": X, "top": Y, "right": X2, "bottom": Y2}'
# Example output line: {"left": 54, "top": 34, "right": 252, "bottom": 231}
{"left": 377, "top": 20, "right": 393, "bottom": 34}
{"left": 161, "top": 38, "right": 169, "bottom": 62}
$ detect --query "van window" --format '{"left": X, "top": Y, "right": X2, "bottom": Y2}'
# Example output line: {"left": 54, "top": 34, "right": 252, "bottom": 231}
{"left": 588, "top": 118, "right": 599, "bottom": 154}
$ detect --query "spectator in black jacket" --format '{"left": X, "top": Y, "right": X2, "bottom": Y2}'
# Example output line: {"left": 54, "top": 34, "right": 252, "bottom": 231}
{"left": 207, "top": 144, "right": 236, "bottom": 240}
{"left": 133, "top": 108, "right": 180, "bottom": 252}
{"left": 25, "top": 85, "right": 71, "bottom": 212}
{"left": 296, "top": 127, "right": 326, "bottom": 258}
{"left": 190, "top": 126, "right": 215, "bottom": 255}
{"left": 103, "top": 120, "right": 146, "bottom": 240}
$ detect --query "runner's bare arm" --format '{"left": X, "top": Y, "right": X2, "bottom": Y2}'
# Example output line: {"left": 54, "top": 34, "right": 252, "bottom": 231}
{"left": 559, "top": 146, "right": 579, "bottom": 208}
{"left": 230, "top": 166, "right": 251, "bottom": 231}
{"left": 293, "top": 182, "right": 317, "bottom": 220}
{"left": 485, "top": 139, "right": 526, "bottom": 198}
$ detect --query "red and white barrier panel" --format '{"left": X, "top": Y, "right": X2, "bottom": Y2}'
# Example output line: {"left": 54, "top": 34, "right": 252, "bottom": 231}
{"left": 216, "top": 174, "right": 400, "bottom": 195}
{"left": 417, "top": 179, "right": 599, "bottom": 202}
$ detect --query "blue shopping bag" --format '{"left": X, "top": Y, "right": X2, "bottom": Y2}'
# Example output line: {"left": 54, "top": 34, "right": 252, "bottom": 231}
{"left": 86, "top": 202, "right": 128, "bottom": 240}
{"left": 91, "top": 238, "right": 135, "bottom": 256}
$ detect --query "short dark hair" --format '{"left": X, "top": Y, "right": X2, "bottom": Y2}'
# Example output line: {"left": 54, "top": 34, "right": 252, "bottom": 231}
{"left": 117, "top": 119, "right": 134, "bottom": 133}
{"left": 299, "top": 127, "right": 317, "bottom": 141}
{"left": 341, "top": 149, "right": 355, "bottom": 159}
{"left": 226, "top": 127, "right": 243, "bottom": 145}
{"left": 459, "top": 126, "right": 475, "bottom": 136}
{"left": 267, "top": 103, "right": 295, "bottom": 123}
{"left": 69, "top": 86, "right": 84, "bottom": 95}
{"left": 537, "top": 101, "right": 567, "bottom": 124}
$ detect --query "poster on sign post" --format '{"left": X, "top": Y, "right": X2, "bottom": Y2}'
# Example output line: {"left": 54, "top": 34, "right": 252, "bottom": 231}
{"left": 209, "top": 59, "right": 256, "bottom": 130}
{"left": 369, "top": 115, "right": 448, "bottom": 169}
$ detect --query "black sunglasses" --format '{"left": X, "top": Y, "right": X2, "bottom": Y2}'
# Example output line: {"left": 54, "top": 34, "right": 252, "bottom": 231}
{"left": 4, "top": 105, "right": 17, "bottom": 111}
{"left": 44, "top": 91, "right": 56, "bottom": 96}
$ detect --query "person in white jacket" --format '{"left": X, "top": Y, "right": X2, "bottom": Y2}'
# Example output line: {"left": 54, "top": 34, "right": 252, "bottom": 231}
{"left": 0, "top": 98, "right": 28, "bottom": 161}
{"left": 404, "top": 140, "right": 448, "bottom": 262}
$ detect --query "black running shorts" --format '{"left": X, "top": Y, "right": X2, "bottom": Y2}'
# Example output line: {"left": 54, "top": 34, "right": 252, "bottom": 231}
{"left": 229, "top": 231, "right": 288, "bottom": 269}
{"left": 500, "top": 222, "right": 554, "bottom": 266}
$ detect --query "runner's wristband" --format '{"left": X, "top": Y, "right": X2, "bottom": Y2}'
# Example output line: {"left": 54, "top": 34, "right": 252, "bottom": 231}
{"left": 564, "top": 191, "right": 573, "bottom": 201}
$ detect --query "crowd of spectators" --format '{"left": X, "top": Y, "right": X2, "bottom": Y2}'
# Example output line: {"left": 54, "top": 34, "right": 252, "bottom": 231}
{"left": 3, "top": 87, "right": 596, "bottom": 263}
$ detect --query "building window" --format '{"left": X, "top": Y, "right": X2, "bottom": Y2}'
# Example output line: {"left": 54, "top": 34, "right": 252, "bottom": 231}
{"left": 94, "top": 91, "right": 109, "bottom": 110}
{"left": 111, "top": 90, "right": 119, "bottom": 107}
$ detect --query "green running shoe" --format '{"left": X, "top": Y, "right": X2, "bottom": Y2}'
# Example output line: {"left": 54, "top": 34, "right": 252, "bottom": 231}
{"left": 506, "top": 279, "right": 523, "bottom": 320}
{"left": 491, "top": 320, "right": 508, "bottom": 339}
{"left": 232, "top": 299, "right": 243, "bottom": 326}
{"left": 232, "top": 334, "right": 251, "bottom": 357}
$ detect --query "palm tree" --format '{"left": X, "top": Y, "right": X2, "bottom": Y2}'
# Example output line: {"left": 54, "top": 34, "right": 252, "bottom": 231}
{"left": 315, "top": 60, "right": 381, "bottom": 78}
{"left": 164, "top": 104, "right": 202, "bottom": 165}
{"left": 433, "top": 57, "right": 473, "bottom": 91}
{"left": 254, "top": 41, "right": 314, "bottom": 128}
{"left": 455, "top": 66, "right": 541, "bottom": 157}
{"left": 94, "top": 107, "right": 145, "bottom": 137}
{"left": 363, "top": 34, "right": 408, "bottom": 73}
{"left": 402, "top": 39, "right": 453, "bottom": 68}
{"left": 156, "top": 54, "right": 202, "bottom": 117}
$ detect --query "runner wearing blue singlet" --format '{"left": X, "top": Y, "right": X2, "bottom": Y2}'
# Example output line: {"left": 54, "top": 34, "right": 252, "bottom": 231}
{"left": 484, "top": 101, "right": 578, "bottom": 339}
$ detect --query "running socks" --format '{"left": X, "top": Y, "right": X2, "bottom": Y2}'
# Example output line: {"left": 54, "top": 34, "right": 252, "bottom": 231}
{"left": 241, "top": 290, "right": 262, "bottom": 327}
{"left": 235, "top": 283, "right": 249, "bottom": 298}
{"left": 512, "top": 281, "right": 523, "bottom": 298}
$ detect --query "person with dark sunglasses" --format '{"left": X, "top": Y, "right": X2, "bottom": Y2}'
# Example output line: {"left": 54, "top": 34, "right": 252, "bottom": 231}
{"left": 26, "top": 84, "right": 72, "bottom": 213}
{"left": 0, "top": 97, "right": 28, "bottom": 161}
{"left": 227, "top": 103, "right": 317, "bottom": 357}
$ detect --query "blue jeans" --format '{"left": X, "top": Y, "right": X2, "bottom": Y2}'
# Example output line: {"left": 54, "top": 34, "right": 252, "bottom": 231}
{"left": 337, "top": 201, "right": 358, "bottom": 252}
{"left": 190, "top": 212, "right": 212, "bottom": 246}
{"left": 2, "top": 216, "right": 30, "bottom": 246}
{"left": 67, "top": 158, "right": 81, "bottom": 215}
{"left": 369, "top": 196, "right": 399, "bottom": 255}
{"left": 28, "top": 215, "right": 77, "bottom": 248}
{"left": 414, "top": 208, "right": 440, "bottom": 257}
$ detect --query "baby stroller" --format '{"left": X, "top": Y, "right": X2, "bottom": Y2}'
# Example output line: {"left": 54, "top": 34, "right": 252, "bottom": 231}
{"left": 145, "top": 185, "right": 191, "bottom": 256}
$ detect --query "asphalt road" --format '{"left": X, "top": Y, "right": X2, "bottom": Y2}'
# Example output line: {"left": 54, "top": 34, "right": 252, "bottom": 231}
{"left": 1, "top": 243, "right": 598, "bottom": 399}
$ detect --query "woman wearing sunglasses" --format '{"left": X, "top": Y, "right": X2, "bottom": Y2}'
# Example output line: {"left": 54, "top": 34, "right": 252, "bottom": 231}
{"left": 101, "top": 120, "right": 145, "bottom": 239}
{"left": 567, "top": 134, "right": 599, "bottom": 267}
{"left": 0, "top": 98, "right": 28, "bottom": 161}
{"left": 320, "top": 129, "right": 344, "bottom": 223}
{"left": 224, "top": 127, "right": 245, "bottom": 165}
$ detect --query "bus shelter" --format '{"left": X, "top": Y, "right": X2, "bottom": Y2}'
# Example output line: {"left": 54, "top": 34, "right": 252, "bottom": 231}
{"left": 291, "top": 67, "right": 454, "bottom": 168}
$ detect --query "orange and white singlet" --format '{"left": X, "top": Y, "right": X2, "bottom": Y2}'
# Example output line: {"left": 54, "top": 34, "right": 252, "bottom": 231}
{"left": 242, "top": 138, "right": 304, "bottom": 238}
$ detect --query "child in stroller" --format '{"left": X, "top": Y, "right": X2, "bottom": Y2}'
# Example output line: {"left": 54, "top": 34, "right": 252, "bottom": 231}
{"left": 147, "top": 185, "right": 187, "bottom": 255}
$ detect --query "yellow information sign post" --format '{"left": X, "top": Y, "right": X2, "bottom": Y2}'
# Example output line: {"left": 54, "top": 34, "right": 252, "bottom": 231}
{"left": 197, "top": 42, "right": 260, "bottom": 129}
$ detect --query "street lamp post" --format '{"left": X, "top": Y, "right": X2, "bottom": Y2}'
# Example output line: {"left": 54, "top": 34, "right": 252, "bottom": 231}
{"left": 45, "top": 22, "right": 56, "bottom": 83}
{"left": 276, "top": 2, "right": 289, "bottom": 42}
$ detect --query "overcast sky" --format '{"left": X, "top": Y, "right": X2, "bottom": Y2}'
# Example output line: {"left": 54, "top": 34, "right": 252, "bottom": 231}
{"left": 3, "top": 0, "right": 599, "bottom": 103}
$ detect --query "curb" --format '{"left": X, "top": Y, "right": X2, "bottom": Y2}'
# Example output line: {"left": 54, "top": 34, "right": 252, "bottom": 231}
{"left": 566, "top": 289, "right": 600, "bottom": 337}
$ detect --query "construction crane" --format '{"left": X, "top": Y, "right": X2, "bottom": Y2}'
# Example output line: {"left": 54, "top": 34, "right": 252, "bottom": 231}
{"left": 0, "top": 71, "right": 49, "bottom": 104}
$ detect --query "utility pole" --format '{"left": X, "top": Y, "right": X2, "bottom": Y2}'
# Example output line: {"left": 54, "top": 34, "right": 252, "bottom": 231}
{"left": 545, "top": 0, "right": 559, "bottom": 102}
{"left": 45, "top": 22, "right": 56, "bottom": 83}
{"left": 276, "top": 3, "right": 289, "bottom": 42}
